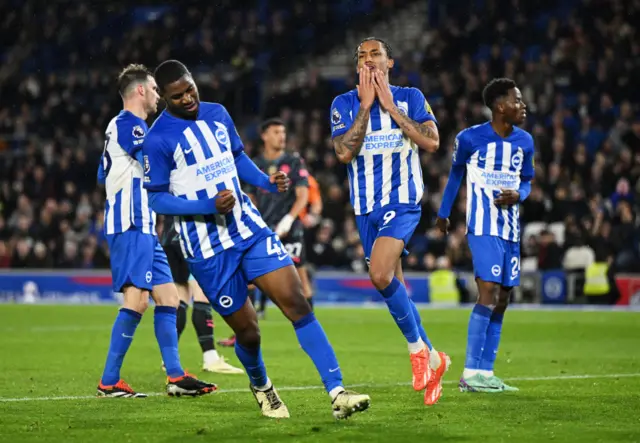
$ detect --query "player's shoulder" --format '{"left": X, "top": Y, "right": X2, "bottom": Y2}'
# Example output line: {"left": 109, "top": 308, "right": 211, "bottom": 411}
{"left": 284, "top": 151, "right": 305, "bottom": 165}
{"left": 332, "top": 89, "right": 357, "bottom": 105}
{"left": 200, "top": 101, "right": 230, "bottom": 119}
{"left": 390, "top": 85, "right": 424, "bottom": 98}
{"left": 513, "top": 126, "right": 534, "bottom": 146}
{"left": 111, "top": 110, "right": 146, "bottom": 135}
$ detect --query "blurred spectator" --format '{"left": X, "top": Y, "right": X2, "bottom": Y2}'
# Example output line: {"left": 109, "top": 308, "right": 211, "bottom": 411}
{"left": 0, "top": 0, "right": 637, "bottom": 282}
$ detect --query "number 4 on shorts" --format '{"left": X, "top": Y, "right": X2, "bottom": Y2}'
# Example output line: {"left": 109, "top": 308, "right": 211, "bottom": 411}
{"left": 267, "top": 237, "right": 283, "bottom": 255}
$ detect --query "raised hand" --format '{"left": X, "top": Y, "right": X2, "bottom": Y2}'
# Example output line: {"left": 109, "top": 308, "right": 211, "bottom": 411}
{"left": 357, "top": 67, "right": 376, "bottom": 109}
{"left": 372, "top": 69, "right": 395, "bottom": 112}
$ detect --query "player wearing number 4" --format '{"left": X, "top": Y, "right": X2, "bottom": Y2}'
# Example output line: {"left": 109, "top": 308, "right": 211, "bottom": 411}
{"left": 436, "top": 78, "right": 535, "bottom": 393}
{"left": 143, "top": 60, "right": 370, "bottom": 419}
{"left": 330, "top": 37, "right": 450, "bottom": 406}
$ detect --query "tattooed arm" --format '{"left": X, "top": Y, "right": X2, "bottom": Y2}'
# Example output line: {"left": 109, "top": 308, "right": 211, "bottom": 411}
{"left": 372, "top": 70, "right": 440, "bottom": 152}
{"left": 388, "top": 109, "right": 440, "bottom": 153}
{"left": 333, "top": 106, "right": 371, "bottom": 164}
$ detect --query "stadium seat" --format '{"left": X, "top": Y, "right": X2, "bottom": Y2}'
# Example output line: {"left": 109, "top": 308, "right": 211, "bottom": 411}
{"left": 548, "top": 222, "right": 566, "bottom": 246}
{"left": 523, "top": 222, "right": 547, "bottom": 241}
{"left": 521, "top": 256, "right": 538, "bottom": 272}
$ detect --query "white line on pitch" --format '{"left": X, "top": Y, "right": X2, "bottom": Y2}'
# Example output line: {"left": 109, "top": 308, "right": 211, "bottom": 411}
{"left": 0, "top": 372, "right": 639, "bottom": 403}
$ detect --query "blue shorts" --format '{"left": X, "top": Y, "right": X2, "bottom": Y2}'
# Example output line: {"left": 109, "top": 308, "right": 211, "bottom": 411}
{"left": 188, "top": 228, "right": 293, "bottom": 316}
{"left": 107, "top": 230, "right": 173, "bottom": 292}
{"left": 467, "top": 234, "right": 521, "bottom": 287}
{"left": 355, "top": 204, "right": 420, "bottom": 264}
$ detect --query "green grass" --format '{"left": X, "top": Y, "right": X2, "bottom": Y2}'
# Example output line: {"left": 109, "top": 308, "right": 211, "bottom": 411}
{"left": 1, "top": 305, "right": 639, "bottom": 443}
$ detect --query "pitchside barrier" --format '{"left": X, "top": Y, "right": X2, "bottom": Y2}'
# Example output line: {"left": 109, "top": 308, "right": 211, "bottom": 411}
{"left": 0, "top": 270, "right": 638, "bottom": 306}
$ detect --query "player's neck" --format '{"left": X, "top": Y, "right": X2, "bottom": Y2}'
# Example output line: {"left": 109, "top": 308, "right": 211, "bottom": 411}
{"left": 263, "top": 147, "right": 284, "bottom": 161}
{"left": 490, "top": 119, "right": 514, "bottom": 138}
{"left": 123, "top": 101, "right": 148, "bottom": 121}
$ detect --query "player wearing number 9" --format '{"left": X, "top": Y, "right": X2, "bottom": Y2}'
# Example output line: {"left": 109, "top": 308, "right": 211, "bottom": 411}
{"left": 330, "top": 37, "right": 450, "bottom": 406}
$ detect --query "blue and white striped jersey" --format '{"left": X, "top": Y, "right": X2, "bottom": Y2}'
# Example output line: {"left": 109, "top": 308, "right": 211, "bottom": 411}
{"left": 101, "top": 110, "right": 156, "bottom": 235}
{"left": 142, "top": 102, "right": 266, "bottom": 260}
{"left": 453, "top": 122, "right": 535, "bottom": 242}
{"left": 330, "top": 86, "right": 436, "bottom": 215}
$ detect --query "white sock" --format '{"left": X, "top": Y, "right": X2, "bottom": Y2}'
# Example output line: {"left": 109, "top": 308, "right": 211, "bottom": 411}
{"left": 478, "top": 370, "right": 494, "bottom": 377}
{"left": 203, "top": 350, "right": 220, "bottom": 364}
{"left": 254, "top": 377, "right": 272, "bottom": 392}
{"left": 408, "top": 338, "right": 426, "bottom": 354}
{"left": 429, "top": 348, "right": 442, "bottom": 370}
{"left": 329, "top": 386, "right": 345, "bottom": 401}
{"left": 463, "top": 368, "right": 480, "bottom": 379}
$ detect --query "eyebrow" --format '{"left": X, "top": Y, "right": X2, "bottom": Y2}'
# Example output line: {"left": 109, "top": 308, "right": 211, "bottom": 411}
{"left": 170, "top": 85, "right": 193, "bottom": 99}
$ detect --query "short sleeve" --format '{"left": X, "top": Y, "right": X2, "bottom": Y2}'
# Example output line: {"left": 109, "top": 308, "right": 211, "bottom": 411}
{"left": 218, "top": 105, "right": 244, "bottom": 155}
{"left": 408, "top": 88, "right": 437, "bottom": 125}
{"left": 291, "top": 156, "right": 310, "bottom": 187}
{"left": 143, "top": 135, "right": 173, "bottom": 193}
{"left": 452, "top": 130, "right": 472, "bottom": 167}
{"left": 116, "top": 118, "right": 146, "bottom": 157}
{"left": 330, "top": 94, "right": 353, "bottom": 138}
{"left": 521, "top": 135, "right": 535, "bottom": 181}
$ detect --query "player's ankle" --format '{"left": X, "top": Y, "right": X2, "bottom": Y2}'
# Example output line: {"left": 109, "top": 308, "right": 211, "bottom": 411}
{"left": 253, "top": 378, "right": 272, "bottom": 392}
{"left": 463, "top": 368, "right": 480, "bottom": 379}
{"left": 203, "top": 349, "right": 220, "bottom": 364}
{"left": 408, "top": 338, "right": 426, "bottom": 354}
{"left": 329, "top": 386, "right": 345, "bottom": 401}
{"left": 429, "top": 349, "right": 442, "bottom": 370}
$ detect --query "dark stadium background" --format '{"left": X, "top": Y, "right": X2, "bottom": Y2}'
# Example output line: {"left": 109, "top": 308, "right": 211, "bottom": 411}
{"left": 0, "top": 0, "right": 638, "bottom": 304}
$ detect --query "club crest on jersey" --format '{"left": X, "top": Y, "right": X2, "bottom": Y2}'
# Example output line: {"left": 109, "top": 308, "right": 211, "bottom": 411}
{"left": 511, "top": 151, "right": 523, "bottom": 168}
{"left": 132, "top": 125, "right": 145, "bottom": 138}
{"left": 332, "top": 108, "right": 341, "bottom": 125}
{"left": 213, "top": 122, "right": 230, "bottom": 148}
{"left": 397, "top": 102, "right": 409, "bottom": 116}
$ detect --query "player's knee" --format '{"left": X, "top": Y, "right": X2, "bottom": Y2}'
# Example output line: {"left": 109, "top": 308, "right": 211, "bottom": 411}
{"left": 154, "top": 283, "right": 180, "bottom": 308}
{"left": 496, "top": 288, "right": 512, "bottom": 310}
{"left": 476, "top": 280, "right": 499, "bottom": 306}
{"left": 369, "top": 267, "right": 393, "bottom": 291}
{"left": 122, "top": 286, "right": 150, "bottom": 314}
{"left": 236, "top": 324, "right": 261, "bottom": 349}
{"left": 280, "top": 290, "right": 312, "bottom": 322}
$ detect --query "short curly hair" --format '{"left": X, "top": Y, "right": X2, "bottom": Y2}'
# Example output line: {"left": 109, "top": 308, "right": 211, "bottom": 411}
{"left": 154, "top": 60, "right": 191, "bottom": 93}
{"left": 482, "top": 78, "right": 517, "bottom": 110}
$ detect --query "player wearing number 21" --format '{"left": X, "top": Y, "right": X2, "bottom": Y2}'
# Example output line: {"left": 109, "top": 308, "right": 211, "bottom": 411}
{"left": 436, "top": 78, "right": 535, "bottom": 393}
{"left": 330, "top": 37, "right": 451, "bottom": 406}
{"left": 143, "top": 60, "right": 370, "bottom": 419}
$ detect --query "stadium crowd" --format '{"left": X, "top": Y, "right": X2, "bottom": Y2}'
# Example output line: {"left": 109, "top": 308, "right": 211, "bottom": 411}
{"left": 0, "top": 0, "right": 638, "bottom": 291}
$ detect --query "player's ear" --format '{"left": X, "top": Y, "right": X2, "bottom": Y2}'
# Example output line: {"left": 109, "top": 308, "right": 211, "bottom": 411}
{"left": 137, "top": 83, "right": 145, "bottom": 97}
{"left": 387, "top": 58, "right": 395, "bottom": 70}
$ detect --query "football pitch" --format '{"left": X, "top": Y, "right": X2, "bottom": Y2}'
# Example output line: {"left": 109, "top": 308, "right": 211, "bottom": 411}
{"left": 1, "top": 305, "right": 639, "bottom": 443}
